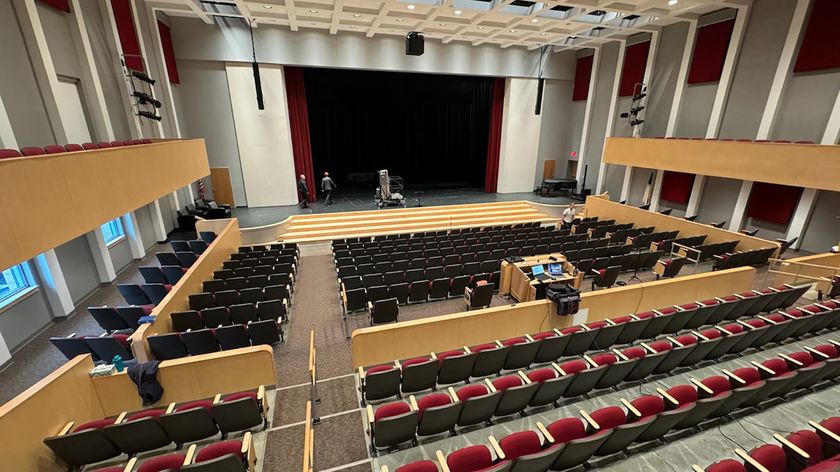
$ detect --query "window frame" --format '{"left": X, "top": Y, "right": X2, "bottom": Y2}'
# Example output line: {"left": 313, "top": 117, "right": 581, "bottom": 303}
{"left": 0, "top": 262, "right": 37, "bottom": 311}
{"left": 101, "top": 218, "right": 126, "bottom": 247}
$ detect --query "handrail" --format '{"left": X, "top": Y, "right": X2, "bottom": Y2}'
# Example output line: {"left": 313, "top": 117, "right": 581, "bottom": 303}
{"left": 672, "top": 242, "right": 702, "bottom": 274}
{"left": 308, "top": 330, "right": 320, "bottom": 424}
{"left": 303, "top": 400, "right": 314, "bottom": 472}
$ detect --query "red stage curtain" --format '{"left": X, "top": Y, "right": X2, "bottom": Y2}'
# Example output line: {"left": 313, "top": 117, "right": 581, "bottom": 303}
{"left": 485, "top": 78, "right": 505, "bottom": 193}
{"left": 111, "top": 0, "right": 143, "bottom": 71}
{"left": 39, "top": 0, "right": 70, "bottom": 13}
{"left": 284, "top": 67, "right": 316, "bottom": 202}
{"left": 687, "top": 19, "right": 735, "bottom": 84}
{"left": 794, "top": 0, "right": 840, "bottom": 73}
{"left": 660, "top": 171, "right": 695, "bottom": 204}
{"left": 572, "top": 54, "right": 594, "bottom": 101}
{"left": 157, "top": 21, "right": 180, "bottom": 84}
{"left": 619, "top": 41, "right": 650, "bottom": 97}
{"left": 746, "top": 182, "right": 802, "bottom": 225}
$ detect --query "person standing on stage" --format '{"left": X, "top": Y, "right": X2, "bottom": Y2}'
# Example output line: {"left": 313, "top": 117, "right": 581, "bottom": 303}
{"left": 321, "top": 171, "right": 337, "bottom": 206}
{"left": 297, "top": 174, "right": 309, "bottom": 208}
{"left": 562, "top": 203, "right": 576, "bottom": 228}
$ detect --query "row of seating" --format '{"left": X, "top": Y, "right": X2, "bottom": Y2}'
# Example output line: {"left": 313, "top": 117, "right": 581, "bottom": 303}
{"left": 358, "top": 284, "right": 813, "bottom": 401}
{"left": 230, "top": 248, "right": 298, "bottom": 262}
{"left": 139, "top": 265, "right": 187, "bottom": 286}
{"left": 50, "top": 333, "right": 135, "bottom": 363}
{"left": 237, "top": 242, "right": 299, "bottom": 254}
{"left": 561, "top": 249, "right": 663, "bottom": 277}
{"left": 170, "top": 239, "right": 210, "bottom": 255}
{"left": 156, "top": 251, "right": 199, "bottom": 268}
{"left": 88, "top": 434, "right": 255, "bottom": 472}
{"left": 690, "top": 240, "right": 740, "bottom": 262}
{"left": 374, "top": 341, "right": 840, "bottom": 468}
{"left": 585, "top": 222, "right": 638, "bottom": 240}
{"left": 340, "top": 262, "right": 499, "bottom": 289}
{"left": 698, "top": 417, "right": 840, "bottom": 472}
{"left": 0, "top": 139, "right": 153, "bottom": 159}
{"left": 172, "top": 299, "right": 287, "bottom": 332}
{"left": 654, "top": 137, "right": 815, "bottom": 143}
{"left": 651, "top": 234, "right": 708, "bottom": 254}
{"left": 188, "top": 284, "right": 291, "bottom": 311}
{"left": 117, "top": 283, "right": 172, "bottom": 306}
{"left": 626, "top": 230, "right": 679, "bottom": 249}
{"left": 713, "top": 247, "right": 778, "bottom": 270}
{"left": 43, "top": 386, "right": 267, "bottom": 469}
{"left": 332, "top": 222, "right": 556, "bottom": 248}
{"left": 568, "top": 218, "right": 615, "bottom": 234}
{"left": 148, "top": 319, "right": 284, "bottom": 360}
{"left": 87, "top": 306, "right": 150, "bottom": 333}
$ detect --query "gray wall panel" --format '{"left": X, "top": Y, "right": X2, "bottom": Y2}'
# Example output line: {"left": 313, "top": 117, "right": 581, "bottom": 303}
{"left": 109, "top": 239, "right": 133, "bottom": 273}
{"left": 0, "top": 288, "right": 52, "bottom": 350}
{"left": 799, "top": 191, "right": 840, "bottom": 253}
{"left": 696, "top": 177, "right": 742, "bottom": 224}
{"left": 54, "top": 236, "right": 100, "bottom": 304}
{"left": 644, "top": 22, "right": 689, "bottom": 138}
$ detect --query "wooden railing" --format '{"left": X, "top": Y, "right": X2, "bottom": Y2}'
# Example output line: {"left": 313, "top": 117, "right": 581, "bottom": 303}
{"left": 303, "top": 400, "right": 315, "bottom": 472}
{"left": 308, "top": 330, "right": 320, "bottom": 424}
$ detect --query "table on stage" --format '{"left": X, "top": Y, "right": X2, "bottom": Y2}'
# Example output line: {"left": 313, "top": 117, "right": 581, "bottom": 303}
{"left": 500, "top": 253, "right": 582, "bottom": 302}
{"left": 540, "top": 178, "right": 577, "bottom": 197}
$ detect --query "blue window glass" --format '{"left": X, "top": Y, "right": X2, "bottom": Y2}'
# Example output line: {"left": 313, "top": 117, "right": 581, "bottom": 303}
{"left": 0, "top": 263, "right": 34, "bottom": 306}
{"left": 101, "top": 218, "right": 125, "bottom": 244}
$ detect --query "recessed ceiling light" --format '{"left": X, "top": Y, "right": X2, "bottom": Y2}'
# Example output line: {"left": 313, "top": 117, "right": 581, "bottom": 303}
{"left": 353, "top": 13, "right": 361, "bottom": 17}
{"left": 439, "top": 22, "right": 446, "bottom": 26}
{"left": 309, "top": 9, "right": 318, "bottom": 13}
{"left": 540, "top": 32, "right": 547, "bottom": 35}
{"left": 477, "top": 26, "right": 484, "bottom": 29}
{"left": 653, "top": 17, "right": 659, "bottom": 20}
{"left": 510, "top": 29, "right": 517, "bottom": 33}
{"left": 531, "top": 18, "right": 538, "bottom": 23}
{"left": 668, "top": 0, "right": 678, "bottom": 5}
{"left": 454, "top": 9, "right": 462, "bottom": 15}
{"left": 262, "top": 4, "right": 273, "bottom": 9}
{"left": 407, "top": 4, "right": 415, "bottom": 10}
{"left": 396, "top": 18, "right": 404, "bottom": 21}
{"left": 570, "top": 35, "right": 578, "bottom": 39}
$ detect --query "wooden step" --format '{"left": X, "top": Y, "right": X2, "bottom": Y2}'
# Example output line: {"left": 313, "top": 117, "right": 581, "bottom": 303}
{"left": 284, "top": 208, "right": 545, "bottom": 232}
{"left": 287, "top": 201, "right": 532, "bottom": 226}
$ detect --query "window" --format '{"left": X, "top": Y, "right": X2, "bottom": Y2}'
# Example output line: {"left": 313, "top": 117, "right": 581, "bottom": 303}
{"left": 101, "top": 218, "right": 125, "bottom": 245}
{"left": 0, "top": 263, "right": 35, "bottom": 307}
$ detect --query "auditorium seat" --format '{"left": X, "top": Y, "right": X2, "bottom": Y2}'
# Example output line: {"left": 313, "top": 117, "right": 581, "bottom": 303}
{"left": 215, "top": 324, "right": 251, "bottom": 350}
{"left": 44, "top": 144, "right": 66, "bottom": 154}
{"left": 103, "top": 409, "right": 170, "bottom": 456}
{"left": 87, "top": 306, "right": 132, "bottom": 333}
{"left": 82, "top": 142, "right": 99, "bottom": 150}
{"left": 401, "top": 356, "right": 438, "bottom": 393}
{"left": 181, "top": 434, "right": 253, "bottom": 471}
{"left": 496, "top": 429, "right": 560, "bottom": 472}
{"left": 492, "top": 374, "right": 538, "bottom": 417}
{"left": 85, "top": 334, "right": 134, "bottom": 363}
{"left": 64, "top": 143, "right": 84, "bottom": 152}
{"left": 443, "top": 444, "right": 510, "bottom": 472}
{"left": 211, "top": 387, "right": 268, "bottom": 434}
{"left": 142, "top": 283, "right": 171, "bottom": 305}
{"left": 369, "top": 298, "right": 399, "bottom": 325}
{"left": 456, "top": 383, "right": 501, "bottom": 427}
{"left": 43, "top": 421, "right": 123, "bottom": 468}
{"left": 181, "top": 328, "right": 221, "bottom": 355}
{"left": 415, "top": 392, "right": 461, "bottom": 437}
{"left": 465, "top": 283, "right": 493, "bottom": 310}
{"left": 97, "top": 142, "right": 112, "bottom": 148}
{"left": 20, "top": 146, "right": 46, "bottom": 156}
{"left": 148, "top": 333, "right": 189, "bottom": 360}
{"left": 368, "top": 400, "right": 419, "bottom": 452}
{"left": 0, "top": 148, "right": 22, "bottom": 159}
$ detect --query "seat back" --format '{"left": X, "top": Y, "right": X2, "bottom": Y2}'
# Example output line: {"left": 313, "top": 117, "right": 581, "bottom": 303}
{"left": 87, "top": 307, "right": 130, "bottom": 332}
{"left": 115, "top": 306, "right": 145, "bottom": 330}
{"left": 43, "top": 429, "right": 122, "bottom": 467}
{"left": 149, "top": 333, "right": 189, "bottom": 360}
{"left": 103, "top": 415, "right": 171, "bottom": 455}
{"left": 51, "top": 336, "right": 95, "bottom": 361}
{"left": 216, "top": 324, "right": 251, "bottom": 350}
{"left": 372, "top": 298, "right": 399, "bottom": 324}
{"left": 85, "top": 336, "right": 133, "bottom": 361}
{"left": 182, "top": 329, "right": 221, "bottom": 355}
{"left": 248, "top": 319, "right": 282, "bottom": 345}
{"left": 117, "top": 284, "right": 152, "bottom": 305}
{"left": 468, "top": 283, "right": 494, "bottom": 308}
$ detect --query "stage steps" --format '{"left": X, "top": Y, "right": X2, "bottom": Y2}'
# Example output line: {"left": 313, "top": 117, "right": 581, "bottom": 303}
{"left": 277, "top": 201, "right": 557, "bottom": 243}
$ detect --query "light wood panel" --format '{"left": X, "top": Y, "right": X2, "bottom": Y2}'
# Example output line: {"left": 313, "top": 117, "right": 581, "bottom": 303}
{"left": 543, "top": 160, "right": 556, "bottom": 179}
{"left": 91, "top": 346, "right": 277, "bottom": 416}
{"left": 0, "top": 140, "right": 210, "bottom": 270}
{"left": 131, "top": 219, "right": 241, "bottom": 361}
{"left": 602, "top": 138, "right": 840, "bottom": 192}
{"left": 583, "top": 195, "right": 778, "bottom": 253}
{"left": 209, "top": 167, "right": 234, "bottom": 206}
{"left": 0, "top": 356, "right": 103, "bottom": 471}
{"left": 771, "top": 253, "right": 840, "bottom": 293}
{"left": 351, "top": 267, "right": 755, "bottom": 367}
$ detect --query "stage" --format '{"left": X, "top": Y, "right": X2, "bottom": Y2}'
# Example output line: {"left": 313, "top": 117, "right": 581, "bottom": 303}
{"left": 231, "top": 188, "right": 574, "bottom": 228}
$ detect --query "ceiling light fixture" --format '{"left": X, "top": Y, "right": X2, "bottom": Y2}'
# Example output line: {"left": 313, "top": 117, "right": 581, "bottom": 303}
{"left": 407, "top": 4, "right": 415, "bottom": 10}
{"left": 531, "top": 18, "right": 538, "bottom": 23}
{"left": 540, "top": 32, "right": 547, "bottom": 35}
{"left": 439, "top": 22, "right": 447, "bottom": 26}
{"left": 668, "top": 0, "right": 678, "bottom": 5}
{"left": 510, "top": 29, "right": 516, "bottom": 32}
{"left": 309, "top": 9, "right": 318, "bottom": 13}
{"left": 262, "top": 4, "right": 273, "bottom": 9}
{"left": 396, "top": 18, "right": 404, "bottom": 21}
{"left": 454, "top": 9, "right": 462, "bottom": 15}
{"left": 477, "top": 25, "right": 484, "bottom": 29}
{"left": 353, "top": 13, "right": 361, "bottom": 17}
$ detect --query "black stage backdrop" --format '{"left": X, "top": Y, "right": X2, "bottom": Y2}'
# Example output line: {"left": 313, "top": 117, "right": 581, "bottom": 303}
{"left": 303, "top": 68, "right": 493, "bottom": 190}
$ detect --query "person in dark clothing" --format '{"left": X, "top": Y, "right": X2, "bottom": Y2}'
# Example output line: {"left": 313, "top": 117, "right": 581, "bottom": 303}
{"left": 297, "top": 174, "right": 309, "bottom": 208}
{"left": 321, "top": 171, "right": 337, "bottom": 206}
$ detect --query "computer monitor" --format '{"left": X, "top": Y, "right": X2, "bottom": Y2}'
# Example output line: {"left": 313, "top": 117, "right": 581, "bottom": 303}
{"left": 547, "top": 263, "right": 563, "bottom": 276}
{"left": 531, "top": 265, "right": 545, "bottom": 276}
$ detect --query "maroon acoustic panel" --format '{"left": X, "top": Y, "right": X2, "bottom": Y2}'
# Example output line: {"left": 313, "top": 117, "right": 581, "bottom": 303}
{"left": 745, "top": 182, "right": 802, "bottom": 226}
{"left": 619, "top": 41, "right": 650, "bottom": 97}
{"left": 111, "top": 0, "right": 144, "bottom": 71}
{"left": 687, "top": 19, "right": 735, "bottom": 84}
{"left": 39, "top": 0, "right": 70, "bottom": 13}
{"left": 794, "top": 0, "right": 840, "bottom": 73}
{"left": 660, "top": 171, "right": 695, "bottom": 204}
{"left": 572, "top": 54, "right": 594, "bottom": 101}
{"left": 157, "top": 21, "right": 180, "bottom": 84}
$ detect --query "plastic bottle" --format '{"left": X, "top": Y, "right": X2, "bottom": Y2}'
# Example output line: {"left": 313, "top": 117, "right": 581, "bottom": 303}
{"left": 113, "top": 354, "right": 124, "bottom": 373}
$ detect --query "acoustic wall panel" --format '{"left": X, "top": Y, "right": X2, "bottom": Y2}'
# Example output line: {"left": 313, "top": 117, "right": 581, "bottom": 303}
{"left": 660, "top": 171, "right": 695, "bottom": 204}
{"left": 110, "top": 0, "right": 143, "bottom": 71}
{"left": 746, "top": 182, "right": 802, "bottom": 225}
{"left": 619, "top": 41, "right": 650, "bottom": 97}
{"left": 687, "top": 19, "right": 735, "bottom": 84}
{"left": 572, "top": 54, "right": 594, "bottom": 101}
{"left": 794, "top": 0, "right": 840, "bottom": 73}
{"left": 157, "top": 21, "right": 180, "bottom": 84}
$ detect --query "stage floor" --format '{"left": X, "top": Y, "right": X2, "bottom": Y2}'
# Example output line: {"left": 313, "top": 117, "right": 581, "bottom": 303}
{"left": 231, "top": 189, "right": 574, "bottom": 228}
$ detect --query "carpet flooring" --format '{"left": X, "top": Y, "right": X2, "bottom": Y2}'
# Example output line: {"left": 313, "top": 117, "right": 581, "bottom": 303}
{"left": 262, "top": 425, "right": 306, "bottom": 472}
{"left": 313, "top": 411, "right": 370, "bottom": 471}
{"left": 273, "top": 385, "right": 311, "bottom": 426}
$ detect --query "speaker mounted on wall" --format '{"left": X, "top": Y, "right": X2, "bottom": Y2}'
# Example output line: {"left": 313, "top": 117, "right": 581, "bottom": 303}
{"left": 406, "top": 32, "right": 425, "bottom": 56}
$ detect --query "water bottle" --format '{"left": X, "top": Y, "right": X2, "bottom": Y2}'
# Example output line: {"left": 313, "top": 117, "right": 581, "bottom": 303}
{"left": 113, "top": 354, "right": 124, "bottom": 373}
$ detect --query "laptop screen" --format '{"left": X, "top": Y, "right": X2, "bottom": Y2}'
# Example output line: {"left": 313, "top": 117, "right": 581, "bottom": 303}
{"left": 531, "top": 265, "right": 545, "bottom": 276}
{"left": 547, "top": 263, "right": 563, "bottom": 276}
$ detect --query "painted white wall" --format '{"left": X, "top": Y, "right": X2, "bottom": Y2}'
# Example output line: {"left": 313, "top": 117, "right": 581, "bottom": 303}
{"left": 497, "top": 78, "right": 542, "bottom": 194}
{"left": 54, "top": 78, "right": 92, "bottom": 143}
{"left": 225, "top": 63, "right": 298, "bottom": 207}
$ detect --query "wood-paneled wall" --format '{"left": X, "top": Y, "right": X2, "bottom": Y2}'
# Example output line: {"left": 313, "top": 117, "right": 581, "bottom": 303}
{"left": 351, "top": 266, "right": 755, "bottom": 367}
{"left": 0, "top": 140, "right": 210, "bottom": 270}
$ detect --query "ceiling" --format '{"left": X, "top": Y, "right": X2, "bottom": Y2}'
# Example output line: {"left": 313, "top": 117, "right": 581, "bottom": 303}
{"left": 147, "top": 0, "right": 744, "bottom": 50}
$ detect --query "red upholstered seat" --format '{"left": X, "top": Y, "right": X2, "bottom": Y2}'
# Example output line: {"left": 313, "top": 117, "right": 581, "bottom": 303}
{"left": 560, "top": 326, "right": 582, "bottom": 334}
{"left": 491, "top": 375, "right": 522, "bottom": 391}
{"left": 547, "top": 417, "right": 587, "bottom": 444}
{"left": 591, "top": 353, "right": 617, "bottom": 366}
{"left": 527, "top": 368, "right": 557, "bottom": 383}
{"left": 744, "top": 319, "right": 766, "bottom": 328}
{"left": 90, "top": 467, "right": 126, "bottom": 472}
{"left": 789, "top": 351, "right": 817, "bottom": 367}
{"left": 801, "top": 461, "right": 840, "bottom": 472}
{"left": 675, "top": 334, "right": 698, "bottom": 346}
{"left": 471, "top": 343, "right": 499, "bottom": 352}
{"left": 531, "top": 331, "right": 557, "bottom": 340}
{"left": 20, "top": 146, "right": 46, "bottom": 156}
{"left": 705, "top": 459, "right": 747, "bottom": 472}
{"left": 44, "top": 144, "right": 66, "bottom": 154}
{"left": 748, "top": 444, "right": 786, "bottom": 472}
{"left": 731, "top": 367, "right": 762, "bottom": 386}
{"left": 402, "top": 356, "right": 432, "bottom": 368}
{"left": 635, "top": 311, "right": 656, "bottom": 319}
{"left": 559, "top": 359, "right": 588, "bottom": 374}
{"left": 589, "top": 406, "right": 626, "bottom": 431}
{"left": 224, "top": 391, "right": 258, "bottom": 403}
{"left": 82, "top": 143, "right": 99, "bottom": 150}
{"left": 502, "top": 337, "right": 527, "bottom": 347}
{"left": 630, "top": 395, "right": 665, "bottom": 419}
{"left": 64, "top": 143, "right": 83, "bottom": 152}
{"left": 456, "top": 384, "right": 488, "bottom": 401}
{"left": 112, "top": 334, "right": 131, "bottom": 347}
{"left": 374, "top": 401, "right": 411, "bottom": 421}
{"left": 395, "top": 461, "right": 439, "bottom": 472}
{"left": 97, "top": 142, "right": 112, "bottom": 148}
{"left": 612, "top": 315, "right": 633, "bottom": 324}
{"left": 648, "top": 340, "right": 673, "bottom": 352}
{"left": 498, "top": 430, "right": 542, "bottom": 460}
{"left": 722, "top": 323, "right": 743, "bottom": 334}
{"left": 137, "top": 453, "right": 187, "bottom": 472}
{"left": 623, "top": 347, "right": 647, "bottom": 359}
{"left": 680, "top": 303, "right": 700, "bottom": 310}
{"left": 417, "top": 393, "right": 451, "bottom": 413}
{"left": 586, "top": 321, "right": 607, "bottom": 330}
{"left": 195, "top": 440, "right": 243, "bottom": 463}
{"left": 127, "top": 409, "right": 166, "bottom": 422}
{"left": 701, "top": 376, "right": 731, "bottom": 397}
{"left": 437, "top": 350, "right": 467, "bottom": 363}
{"left": 111, "top": 140, "right": 126, "bottom": 147}
{"left": 721, "top": 295, "right": 739, "bottom": 302}
{"left": 658, "top": 307, "right": 677, "bottom": 315}
{"left": 666, "top": 384, "right": 698, "bottom": 406}
{"left": 700, "top": 328, "right": 722, "bottom": 339}
{"left": 814, "top": 345, "right": 840, "bottom": 358}
{"left": 176, "top": 400, "right": 213, "bottom": 412}
{"left": 367, "top": 364, "right": 397, "bottom": 375}
{"left": 447, "top": 445, "right": 494, "bottom": 472}
{"left": 787, "top": 430, "right": 823, "bottom": 465}
{"left": 820, "top": 417, "right": 840, "bottom": 436}
{"left": 767, "top": 314, "right": 787, "bottom": 323}
{"left": 0, "top": 149, "right": 22, "bottom": 159}
{"left": 786, "top": 308, "right": 805, "bottom": 318}
{"left": 739, "top": 291, "right": 757, "bottom": 298}
{"left": 762, "top": 358, "right": 790, "bottom": 376}
{"left": 74, "top": 418, "right": 115, "bottom": 432}
{"left": 822, "top": 300, "right": 839, "bottom": 308}
{"left": 701, "top": 299, "right": 720, "bottom": 306}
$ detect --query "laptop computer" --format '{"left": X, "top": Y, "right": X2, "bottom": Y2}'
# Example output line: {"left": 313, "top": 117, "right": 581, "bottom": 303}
{"left": 531, "top": 264, "right": 551, "bottom": 282}
{"left": 547, "top": 263, "right": 564, "bottom": 276}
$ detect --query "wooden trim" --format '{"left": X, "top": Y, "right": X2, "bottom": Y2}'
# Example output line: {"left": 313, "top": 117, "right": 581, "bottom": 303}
{"left": 736, "top": 448, "right": 770, "bottom": 472}
{"left": 0, "top": 139, "right": 210, "bottom": 269}
{"left": 489, "top": 436, "right": 505, "bottom": 459}
{"left": 810, "top": 420, "right": 840, "bottom": 443}
{"left": 437, "top": 450, "right": 451, "bottom": 472}
{"left": 774, "top": 433, "right": 809, "bottom": 460}
{"left": 537, "top": 421, "right": 554, "bottom": 443}
{"left": 303, "top": 401, "right": 313, "bottom": 472}
{"left": 657, "top": 387, "right": 679, "bottom": 406}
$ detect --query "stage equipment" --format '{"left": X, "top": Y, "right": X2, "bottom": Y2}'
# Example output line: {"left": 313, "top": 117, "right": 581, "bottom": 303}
{"left": 620, "top": 83, "right": 648, "bottom": 137}
{"left": 406, "top": 32, "right": 425, "bottom": 56}
{"left": 375, "top": 169, "right": 406, "bottom": 208}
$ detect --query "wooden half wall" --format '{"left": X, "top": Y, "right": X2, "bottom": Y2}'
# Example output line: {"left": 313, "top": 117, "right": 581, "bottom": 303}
{"left": 0, "top": 140, "right": 210, "bottom": 270}
{"left": 602, "top": 138, "right": 840, "bottom": 192}
{"left": 351, "top": 266, "right": 755, "bottom": 367}
{"left": 583, "top": 195, "right": 778, "bottom": 253}
{"left": 131, "top": 218, "right": 241, "bottom": 361}
{"left": 0, "top": 346, "right": 275, "bottom": 471}
{"left": 771, "top": 252, "right": 840, "bottom": 294}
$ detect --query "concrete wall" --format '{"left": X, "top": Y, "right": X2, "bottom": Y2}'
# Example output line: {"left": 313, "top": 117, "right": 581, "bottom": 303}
{"left": 696, "top": 177, "right": 742, "bottom": 224}
{"left": 581, "top": 41, "right": 620, "bottom": 192}
{"left": 498, "top": 78, "right": 542, "bottom": 193}
{"left": 0, "top": 282, "right": 53, "bottom": 350}
{"left": 799, "top": 191, "right": 840, "bottom": 253}
{"left": 109, "top": 239, "right": 133, "bottom": 273}
{"left": 643, "top": 22, "right": 689, "bottom": 138}
{"left": 54, "top": 236, "right": 100, "bottom": 304}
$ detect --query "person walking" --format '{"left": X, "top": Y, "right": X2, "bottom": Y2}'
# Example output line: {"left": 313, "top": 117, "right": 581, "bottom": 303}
{"left": 562, "top": 203, "right": 576, "bottom": 229}
{"left": 321, "top": 171, "right": 337, "bottom": 206}
{"left": 297, "top": 174, "right": 309, "bottom": 208}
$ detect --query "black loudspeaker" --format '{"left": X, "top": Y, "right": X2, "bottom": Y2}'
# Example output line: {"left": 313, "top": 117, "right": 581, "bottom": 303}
{"left": 406, "top": 32, "right": 424, "bottom": 56}
{"left": 252, "top": 62, "right": 264, "bottom": 110}
{"left": 535, "top": 78, "right": 545, "bottom": 115}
